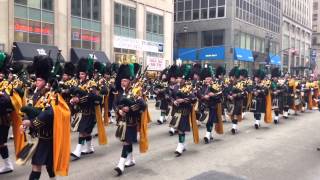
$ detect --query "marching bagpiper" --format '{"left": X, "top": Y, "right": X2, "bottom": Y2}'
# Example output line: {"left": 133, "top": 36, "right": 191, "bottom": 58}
{"left": 0, "top": 52, "right": 26, "bottom": 174}
{"left": 271, "top": 68, "right": 284, "bottom": 124}
{"left": 225, "top": 67, "right": 244, "bottom": 134}
{"left": 168, "top": 64, "right": 199, "bottom": 156}
{"left": 251, "top": 69, "right": 268, "bottom": 129}
{"left": 154, "top": 67, "right": 170, "bottom": 125}
{"left": 70, "top": 57, "right": 103, "bottom": 160}
{"left": 167, "top": 64, "right": 180, "bottom": 136}
{"left": 20, "top": 55, "right": 71, "bottom": 179}
{"left": 113, "top": 62, "right": 148, "bottom": 176}
{"left": 197, "top": 65, "right": 223, "bottom": 144}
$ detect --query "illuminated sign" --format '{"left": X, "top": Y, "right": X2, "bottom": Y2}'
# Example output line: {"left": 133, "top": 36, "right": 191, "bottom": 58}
{"left": 37, "top": 48, "right": 47, "bottom": 55}
{"left": 72, "top": 32, "right": 100, "bottom": 43}
{"left": 15, "top": 23, "right": 52, "bottom": 35}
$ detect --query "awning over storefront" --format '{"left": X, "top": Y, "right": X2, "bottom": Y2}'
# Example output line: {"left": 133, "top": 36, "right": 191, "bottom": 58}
{"left": 178, "top": 48, "right": 197, "bottom": 61}
{"left": 70, "top": 48, "right": 110, "bottom": 64}
{"left": 12, "top": 42, "right": 65, "bottom": 62}
{"left": 198, "top": 46, "right": 225, "bottom": 61}
{"left": 270, "top": 54, "right": 281, "bottom": 65}
{"left": 234, "top": 48, "right": 254, "bottom": 62}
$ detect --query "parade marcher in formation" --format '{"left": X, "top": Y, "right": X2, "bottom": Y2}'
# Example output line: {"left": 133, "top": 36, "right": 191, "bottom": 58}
{"left": 271, "top": 68, "right": 284, "bottom": 124}
{"left": 283, "top": 73, "right": 293, "bottom": 118}
{"left": 154, "top": 67, "right": 170, "bottom": 125}
{"left": 197, "top": 65, "right": 223, "bottom": 144}
{"left": 239, "top": 69, "right": 249, "bottom": 120}
{"left": 20, "top": 55, "right": 71, "bottom": 180}
{"left": 251, "top": 69, "right": 267, "bottom": 129}
{"left": 189, "top": 63, "right": 202, "bottom": 126}
{"left": 60, "top": 62, "right": 77, "bottom": 103}
{"left": 167, "top": 64, "right": 180, "bottom": 136}
{"left": 103, "top": 63, "right": 117, "bottom": 125}
{"left": 70, "top": 57, "right": 103, "bottom": 160}
{"left": 113, "top": 62, "right": 149, "bottom": 176}
{"left": 169, "top": 64, "right": 199, "bottom": 156}
{"left": 225, "top": 67, "right": 244, "bottom": 134}
{"left": 0, "top": 53, "right": 25, "bottom": 174}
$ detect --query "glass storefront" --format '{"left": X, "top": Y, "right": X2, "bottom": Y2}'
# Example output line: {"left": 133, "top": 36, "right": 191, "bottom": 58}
{"left": 114, "top": 48, "right": 137, "bottom": 64}
{"left": 14, "top": 0, "right": 54, "bottom": 45}
{"left": 71, "top": 0, "right": 101, "bottom": 50}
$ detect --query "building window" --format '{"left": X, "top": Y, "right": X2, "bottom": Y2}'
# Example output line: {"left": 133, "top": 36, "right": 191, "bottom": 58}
{"left": 14, "top": 0, "right": 54, "bottom": 45}
{"left": 146, "top": 13, "right": 164, "bottom": 43}
{"left": 71, "top": 0, "right": 101, "bottom": 50}
{"left": 201, "top": 30, "right": 224, "bottom": 47}
{"left": 114, "top": 3, "right": 136, "bottom": 38}
{"left": 314, "top": 2, "right": 318, "bottom": 11}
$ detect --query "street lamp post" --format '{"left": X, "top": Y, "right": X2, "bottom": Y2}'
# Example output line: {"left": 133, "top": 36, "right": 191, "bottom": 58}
{"left": 265, "top": 33, "right": 274, "bottom": 74}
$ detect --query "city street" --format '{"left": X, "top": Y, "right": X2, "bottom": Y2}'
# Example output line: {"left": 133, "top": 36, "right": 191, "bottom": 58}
{"left": 2, "top": 101, "right": 320, "bottom": 180}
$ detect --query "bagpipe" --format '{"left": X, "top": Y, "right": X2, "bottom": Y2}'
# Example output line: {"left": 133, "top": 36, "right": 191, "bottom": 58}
{"left": 118, "top": 66, "right": 149, "bottom": 111}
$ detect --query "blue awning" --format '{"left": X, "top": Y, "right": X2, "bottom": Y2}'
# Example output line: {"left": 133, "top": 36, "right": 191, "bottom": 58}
{"left": 198, "top": 46, "right": 225, "bottom": 60}
{"left": 178, "top": 48, "right": 197, "bottom": 61}
{"left": 270, "top": 54, "right": 281, "bottom": 65}
{"left": 234, "top": 48, "right": 254, "bottom": 62}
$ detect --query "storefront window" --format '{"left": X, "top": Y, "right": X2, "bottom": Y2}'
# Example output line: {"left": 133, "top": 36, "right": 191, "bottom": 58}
{"left": 71, "top": 0, "right": 101, "bottom": 50}
{"left": 71, "top": 28, "right": 81, "bottom": 48}
{"left": 41, "top": 22, "right": 54, "bottom": 44}
{"left": 114, "top": 48, "right": 136, "bottom": 64}
{"left": 29, "top": 20, "right": 41, "bottom": 43}
{"left": 14, "top": 0, "right": 54, "bottom": 45}
{"left": 14, "top": 18, "right": 28, "bottom": 42}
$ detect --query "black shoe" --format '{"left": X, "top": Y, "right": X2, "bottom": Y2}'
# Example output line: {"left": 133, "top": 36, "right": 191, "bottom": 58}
{"left": 169, "top": 131, "right": 174, "bottom": 136}
{"left": 0, "top": 169, "right": 13, "bottom": 175}
{"left": 231, "top": 128, "right": 236, "bottom": 135}
{"left": 204, "top": 137, "right": 209, "bottom": 144}
{"left": 254, "top": 124, "right": 259, "bottom": 129}
{"left": 114, "top": 167, "right": 123, "bottom": 176}
{"left": 210, "top": 137, "right": 214, "bottom": 140}
{"left": 157, "top": 120, "right": 163, "bottom": 125}
{"left": 175, "top": 151, "right": 182, "bottom": 157}
{"left": 317, "top": 147, "right": 320, "bottom": 151}
{"left": 125, "top": 163, "right": 135, "bottom": 168}
{"left": 70, "top": 153, "right": 80, "bottom": 161}
{"left": 274, "top": 120, "right": 278, "bottom": 124}
{"left": 81, "top": 151, "right": 94, "bottom": 155}
{"left": 284, "top": 116, "right": 288, "bottom": 119}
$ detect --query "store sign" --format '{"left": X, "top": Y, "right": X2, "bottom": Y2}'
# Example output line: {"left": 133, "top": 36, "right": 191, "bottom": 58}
{"left": 36, "top": 48, "right": 47, "bottom": 55}
{"left": 15, "top": 23, "right": 51, "bottom": 35}
{"left": 146, "top": 56, "right": 165, "bottom": 71}
{"left": 114, "top": 36, "right": 164, "bottom": 53}
{"left": 88, "top": 53, "right": 97, "bottom": 60}
{"left": 72, "top": 32, "right": 100, "bottom": 43}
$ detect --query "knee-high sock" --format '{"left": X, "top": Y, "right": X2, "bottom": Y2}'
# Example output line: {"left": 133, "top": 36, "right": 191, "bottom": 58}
{"left": 0, "top": 146, "right": 9, "bottom": 159}
{"left": 121, "top": 145, "right": 131, "bottom": 158}
{"left": 29, "top": 171, "right": 41, "bottom": 180}
{"left": 178, "top": 133, "right": 185, "bottom": 143}
{"left": 78, "top": 137, "right": 86, "bottom": 145}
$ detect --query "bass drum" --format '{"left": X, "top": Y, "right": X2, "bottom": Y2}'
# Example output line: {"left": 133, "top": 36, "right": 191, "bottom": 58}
{"left": 71, "top": 112, "right": 82, "bottom": 132}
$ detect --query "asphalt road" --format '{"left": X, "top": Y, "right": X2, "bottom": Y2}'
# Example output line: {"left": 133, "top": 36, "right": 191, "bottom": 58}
{"left": 2, "top": 101, "right": 320, "bottom": 180}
